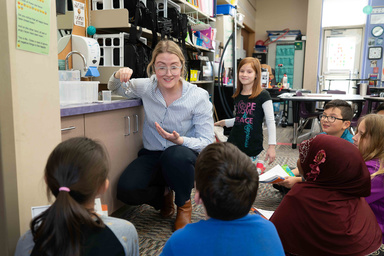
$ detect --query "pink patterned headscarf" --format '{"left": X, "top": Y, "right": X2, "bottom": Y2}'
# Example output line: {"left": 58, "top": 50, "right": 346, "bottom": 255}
{"left": 298, "top": 134, "right": 371, "bottom": 195}
{"left": 271, "top": 134, "right": 382, "bottom": 256}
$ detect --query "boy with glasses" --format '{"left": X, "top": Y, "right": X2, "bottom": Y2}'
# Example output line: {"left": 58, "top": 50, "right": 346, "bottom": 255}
{"left": 318, "top": 99, "right": 354, "bottom": 143}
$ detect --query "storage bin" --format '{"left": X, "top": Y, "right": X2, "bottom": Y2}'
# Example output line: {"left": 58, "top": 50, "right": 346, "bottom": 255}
{"left": 267, "top": 30, "right": 301, "bottom": 42}
{"left": 217, "top": 4, "right": 235, "bottom": 16}
{"left": 58, "top": 70, "right": 81, "bottom": 81}
{"left": 93, "top": 33, "right": 147, "bottom": 67}
{"left": 59, "top": 81, "right": 100, "bottom": 105}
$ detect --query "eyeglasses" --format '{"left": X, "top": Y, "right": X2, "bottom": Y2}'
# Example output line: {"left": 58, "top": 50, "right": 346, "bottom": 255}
{"left": 154, "top": 66, "right": 182, "bottom": 75}
{"left": 318, "top": 114, "right": 346, "bottom": 123}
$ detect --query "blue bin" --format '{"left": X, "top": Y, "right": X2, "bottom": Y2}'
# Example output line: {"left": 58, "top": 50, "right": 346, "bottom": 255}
{"left": 217, "top": 4, "right": 235, "bottom": 16}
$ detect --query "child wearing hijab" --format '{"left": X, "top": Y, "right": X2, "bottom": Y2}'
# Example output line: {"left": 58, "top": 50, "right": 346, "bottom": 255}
{"left": 270, "top": 134, "right": 383, "bottom": 256}
{"left": 274, "top": 99, "right": 354, "bottom": 191}
{"left": 353, "top": 114, "right": 384, "bottom": 243}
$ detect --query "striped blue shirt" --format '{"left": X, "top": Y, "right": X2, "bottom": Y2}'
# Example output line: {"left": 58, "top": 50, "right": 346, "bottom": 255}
{"left": 108, "top": 75, "right": 214, "bottom": 152}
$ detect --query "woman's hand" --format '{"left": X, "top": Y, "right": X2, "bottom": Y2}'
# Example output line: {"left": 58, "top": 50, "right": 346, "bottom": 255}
{"left": 214, "top": 120, "right": 225, "bottom": 127}
{"left": 114, "top": 67, "right": 133, "bottom": 83}
{"left": 155, "top": 122, "right": 184, "bottom": 145}
{"left": 264, "top": 145, "right": 276, "bottom": 164}
{"left": 276, "top": 176, "right": 302, "bottom": 188}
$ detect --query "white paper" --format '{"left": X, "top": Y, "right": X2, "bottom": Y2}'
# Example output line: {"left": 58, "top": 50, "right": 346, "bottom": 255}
{"left": 259, "top": 165, "right": 288, "bottom": 183}
{"left": 255, "top": 208, "right": 275, "bottom": 219}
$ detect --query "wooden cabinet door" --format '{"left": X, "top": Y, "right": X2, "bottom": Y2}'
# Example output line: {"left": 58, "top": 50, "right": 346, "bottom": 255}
{"left": 61, "top": 115, "right": 85, "bottom": 141}
{"left": 84, "top": 106, "right": 144, "bottom": 214}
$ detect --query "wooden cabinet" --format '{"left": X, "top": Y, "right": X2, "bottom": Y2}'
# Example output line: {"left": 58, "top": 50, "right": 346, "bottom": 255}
{"left": 61, "top": 114, "right": 85, "bottom": 140}
{"left": 84, "top": 106, "right": 144, "bottom": 214}
{"left": 60, "top": 106, "right": 144, "bottom": 214}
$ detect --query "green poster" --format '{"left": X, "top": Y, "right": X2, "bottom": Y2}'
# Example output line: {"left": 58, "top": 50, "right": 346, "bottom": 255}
{"left": 16, "top": 0, "right": 50, "bottom": 55}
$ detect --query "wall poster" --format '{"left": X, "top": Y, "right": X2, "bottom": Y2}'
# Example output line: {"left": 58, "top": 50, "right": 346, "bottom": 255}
{"left": 16, "top": 0, "right": 50, "bottom": 55}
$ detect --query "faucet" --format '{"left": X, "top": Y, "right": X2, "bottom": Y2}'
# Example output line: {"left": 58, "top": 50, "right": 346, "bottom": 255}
{"left": 65, "top": 51, "right": 87, "bottom": 72}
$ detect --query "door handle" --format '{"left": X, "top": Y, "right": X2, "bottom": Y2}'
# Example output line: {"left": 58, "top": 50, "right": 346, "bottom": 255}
{"left": 124, "top": 116, "right": 130, "bottom": 136}
{"left": 133, "top": 114, "right": 139, "bottom": 133}
{"left": 61, "top": 126, "right": 76, "bottom": 131}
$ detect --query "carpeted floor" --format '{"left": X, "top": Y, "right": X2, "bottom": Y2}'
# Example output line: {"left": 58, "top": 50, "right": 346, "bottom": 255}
{"left": 114, "top": 126, "right": 303, "bottom": 255}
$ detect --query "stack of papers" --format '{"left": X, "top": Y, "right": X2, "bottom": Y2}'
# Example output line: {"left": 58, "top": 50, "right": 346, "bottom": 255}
{"left": 259, "top": 164, "right": 294, "bottom": 184}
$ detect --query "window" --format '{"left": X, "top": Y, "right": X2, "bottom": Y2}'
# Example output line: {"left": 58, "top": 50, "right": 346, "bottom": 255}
{"left": 322, "top": 0, "right": 368, "bottom": 27}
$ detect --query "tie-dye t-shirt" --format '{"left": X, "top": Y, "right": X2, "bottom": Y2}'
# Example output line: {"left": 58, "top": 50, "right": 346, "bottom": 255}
{"left": 228, "top": 90, "right": 271, "bottom": 157}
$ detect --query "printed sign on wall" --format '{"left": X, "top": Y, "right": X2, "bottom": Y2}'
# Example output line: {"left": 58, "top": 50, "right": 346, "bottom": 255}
{"left": 73, "top": 0, "right": 85, "bottom": 27}
{"left": 16, "top": 0, "right": 50, "bottom": 55}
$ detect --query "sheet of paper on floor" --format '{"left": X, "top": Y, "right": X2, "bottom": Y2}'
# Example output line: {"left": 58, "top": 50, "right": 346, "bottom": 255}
{"left": 256, "top": 208, "right": 275, "bottom": 219}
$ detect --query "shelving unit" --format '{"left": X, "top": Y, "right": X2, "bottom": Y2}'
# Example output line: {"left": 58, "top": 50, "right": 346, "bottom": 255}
{"left": 172, "top": 0, "right": 215, "bottom": 22}
{"left": 57, "top": 1, "right": 217, "bottom": 99}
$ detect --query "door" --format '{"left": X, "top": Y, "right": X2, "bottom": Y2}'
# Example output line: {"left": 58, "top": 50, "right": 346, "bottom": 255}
{"left": 321, "top": 28, "right": 363, "bottom": 93}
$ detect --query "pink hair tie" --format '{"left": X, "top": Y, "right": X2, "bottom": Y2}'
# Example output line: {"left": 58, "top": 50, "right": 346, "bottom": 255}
{"left": 59, "top": 187, "right": 70, "bottom": 192}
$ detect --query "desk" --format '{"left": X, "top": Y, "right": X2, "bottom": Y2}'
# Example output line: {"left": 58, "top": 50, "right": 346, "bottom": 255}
{"left": 278, "top": 93, "right": 365, "bottom": 149}
{"left": 266, "top": 88, "right": 296, "bottom": 100}
{"left": 364, "top": 96, "right": 384, "bottom": 113}
{"left": 325, "top": 78, "right": 373, "bottom": 94}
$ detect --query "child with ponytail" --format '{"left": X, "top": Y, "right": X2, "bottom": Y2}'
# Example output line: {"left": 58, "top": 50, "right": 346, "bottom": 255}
{"left": 15, "top": 137, "right": 139, "bottom": 256}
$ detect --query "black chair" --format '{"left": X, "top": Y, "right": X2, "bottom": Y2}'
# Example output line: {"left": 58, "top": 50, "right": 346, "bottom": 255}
{"left": 350, "top": 100, "right": 370, "bottom": 134}
{"left": 296, "top": 91, "right": 323, "bottom": 137}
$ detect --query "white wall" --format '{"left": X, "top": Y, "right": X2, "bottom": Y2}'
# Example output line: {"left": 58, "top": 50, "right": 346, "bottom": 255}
{"left": 255, "top": 0, "right": 309, "bottom": 42}
{"left": 0, "top": 0, "right": 62, "bottom": 254}
{"left": 254, "top": 0, "right": 322, "bottom": 91}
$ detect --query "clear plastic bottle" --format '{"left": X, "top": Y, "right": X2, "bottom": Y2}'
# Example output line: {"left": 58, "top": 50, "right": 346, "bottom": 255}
{"left": 281, "top": 73, "right": 288, "bottom": 88}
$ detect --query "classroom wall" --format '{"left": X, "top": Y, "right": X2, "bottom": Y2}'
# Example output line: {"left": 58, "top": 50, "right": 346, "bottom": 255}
{"left": 303, "top": 0, "right": 323, "bottom": 93}
{"left": 254, "top": 0, "right": 309, "bottom": 42}
{"left": 0, "top": 0, "right": 61, "bottom": 254}
{"left": 238, "top": 0, "right": 257, "bottom": 31}
{"left": 254, "top": 0, "right": 322, "bottom": 92}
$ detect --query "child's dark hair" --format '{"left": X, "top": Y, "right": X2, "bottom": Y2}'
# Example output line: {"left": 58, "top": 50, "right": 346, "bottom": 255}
{"left": 30, "top": 137, "right": 109, "bottom": 256}
{"left": 324, "top": 99, "right": 353, "bottom": 121}
{"left": 375, "top": 102, "right": 384, "bottom": 113}
{"left": 195, "top": 142, "right": 259, "bottom": 220}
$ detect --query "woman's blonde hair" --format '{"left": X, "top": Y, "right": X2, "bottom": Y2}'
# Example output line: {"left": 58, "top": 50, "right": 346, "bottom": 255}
{"left": 232, "top": 57, "right": 262, "bottom": 99}
{"left": 356, "top": 114, "right": 384, "bottom": 179}
{"left": 146, "top": 40, "right": 186, "bottom": 79}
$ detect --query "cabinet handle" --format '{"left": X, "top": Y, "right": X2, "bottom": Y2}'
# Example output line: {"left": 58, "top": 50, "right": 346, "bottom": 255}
{"left": 124, "top": 116, "right": 131, "bottom": 136}
{"left": 61, "top": 126, "right": 76, "bottom": 131}
{"left": 134, "top": 114, "right": 139, "bottom": 133}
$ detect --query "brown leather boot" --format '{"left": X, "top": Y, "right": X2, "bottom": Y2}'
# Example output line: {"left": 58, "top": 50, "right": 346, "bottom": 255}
{"left": 160, "top": 190, "right": 175, "bottom": 218}
{"left": 174, "top": 200, "right": 192, "bottom": 231}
